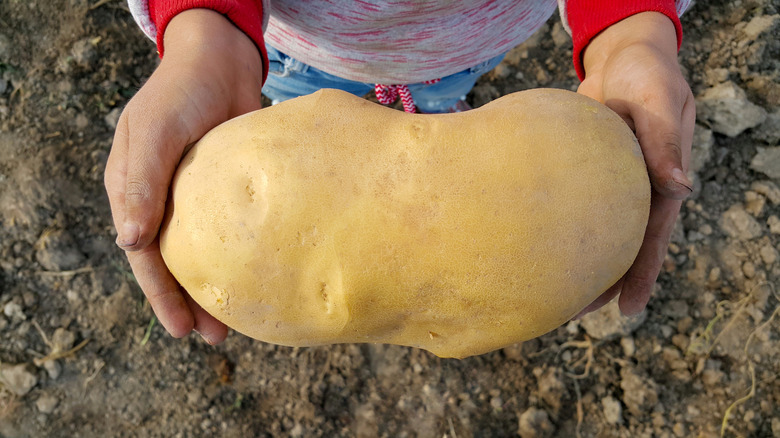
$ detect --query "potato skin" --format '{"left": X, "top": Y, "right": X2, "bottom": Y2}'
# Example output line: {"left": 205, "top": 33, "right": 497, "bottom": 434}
{"left": 160, "top": 88, "right": 650, "bottom": 358}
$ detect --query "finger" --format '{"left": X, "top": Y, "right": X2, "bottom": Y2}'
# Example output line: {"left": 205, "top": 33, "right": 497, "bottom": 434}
{"left": 631, "top": 86, "right": 695, "bottom": 201}
{"left": 618, "top": 190, "right": 682, "bottom": 316}
{"left": 184, "top": 294, "right": 229, "bottom": 345}
{"left": 573, "top": 280, "right": 623, "bottom": 319}
{"left": 126, "top": 240, "right": 194, "bottom": 338}
{"left": 105, "top": 109, "right": 130, "bottom": 234}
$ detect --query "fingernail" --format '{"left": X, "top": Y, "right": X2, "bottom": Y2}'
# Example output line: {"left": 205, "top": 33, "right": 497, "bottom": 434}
{"left": 116, "top": 222, "right": 140, "bottom": 247}
{"left": 671, "top": 168, "right": 693, "bottom": 192}
{"left": 197, "top": 331, "right": 217, "bottom": 345}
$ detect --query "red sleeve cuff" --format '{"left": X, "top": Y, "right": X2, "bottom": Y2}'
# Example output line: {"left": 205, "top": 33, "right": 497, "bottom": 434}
{"left": 566, "top": 0, "right": 683, "bottom": 80}
{"left": 149, "top": 0, "right": 269, "bottom": 85}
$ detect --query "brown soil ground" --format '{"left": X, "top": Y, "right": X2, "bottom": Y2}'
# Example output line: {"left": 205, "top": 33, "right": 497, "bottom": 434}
{"left": 1, "top": 1, "right": 778, "bottom": 437}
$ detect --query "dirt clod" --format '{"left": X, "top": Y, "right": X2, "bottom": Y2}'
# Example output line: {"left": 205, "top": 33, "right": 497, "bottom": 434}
{"left": 0, "top": 364, "right": 37, "bottom": 396}
{"left": 517, "top": 407, "right": 554, "bottom": 438}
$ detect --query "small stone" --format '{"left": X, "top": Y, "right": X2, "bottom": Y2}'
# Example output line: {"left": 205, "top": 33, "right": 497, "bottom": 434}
{"left": 677, "top": 317, "right": 693, "bottom": 334}
{"left": 768, "top": 216, "right": 780, "bottom": 234}
{"left": 696, "top": 81, "right": 767, "bottom": 137}
{"left": 690, "top": 125, "right": 714, "bottom": 173}
{"left": 289, "top": 424, "right": 304, "bottom": 438}
{"left": 663, "top": 300, "right": 690, "bottom": 319}
{"left": 620, "top": 368, "right": 658, "bottom": 416}
{"left": 704, "top": 68, "right": 729, "bottom": 85}
{"left": 537, "top": 368, "right": 565, "bottom": 412}
{"left": 51, "top": 328, "right": 76, "bottom": 352}
{"left": 744, "top": 191, "right": 766, "bottom": 217}
{"left": 701, "top": 369, "right": 724, "bottom": 387}
{"left": 662, "top": 346, "right": 681, "bottom": 364}
{"left": 3, "top": 302, "right": 25, "bottom": 321}
{"left": 687, "top": 254, "right": 710, "bottom": 286}
{"left": 742, "top": 261, "right": 757, "bottom": 278}
{"left": 551, "top": 22, "right": 570, "bottom": 47}
{"left": 652, "top": 411, "right": 666, "bottom": 429}
{"left": 601, "top": 396, "right": 622, "bottom": 425}
{"left": 719, "top": 205, "right": 762, "bottom": 240}
{"left": 750, "top": 181, "right": 780, "bottom": 205}
{"left": 22, "top": 291, "right": 35, "bottom": 307}
{"left": 35, "top": 394, "right": 59, "bottom": 414}
{"left": 491, "top": 63, "right": 512, "bottom": 79}
{"left": 75, "top": 113, "right": 90, "bottom": 130}
{"left": 517, "top": 407, "right": 554, "bottom": 438}
{"left": 535, "top": 67, "right": 550, "bottom": 85}
{"left": 759, "top": 244, "right": 778, "bottom": 266}
{"left": 490, "top": 396, "right": 503, "bottom": 410}
{"left": 42, "top": 359, "right": 61, "bottom": 380}
{"left": 620, "top": 337, "right": 636, "bottom": 357}
{"left": 750, "top": 147, "right": 780, "bottom": 179}
{"left": 708, "top": 267, "right": 722, "bottom": 285}
{"left": 672, "top": 334, "right": 689, "bottom": 351}
{"left": 502, "top": 343, "right": 524, "bottom": 361}
{"left": 687, "top": 230, "right": 705, "bottom": 242}
{"left": 0, "top": 363, "right": 38, "bottom": 396}
{"left": 741, "top": 14, "right": 779, "bottom": 39}
{"left": 71, "top": 38, "right": 98, "bottom": 68}
{"left": 580, "top": 298, "right": 647, "bottom": 340}
{"left": 104, "top": 107, "right": 122, "bottom": 130}
{"left": 65, "top": 289, "right": 80, "bottom": 302}
{"left": 663, "top": 253, "right": 677, "bottom": 273}
{"left": 754, "top": 109, "right": 780, "bottom": 144}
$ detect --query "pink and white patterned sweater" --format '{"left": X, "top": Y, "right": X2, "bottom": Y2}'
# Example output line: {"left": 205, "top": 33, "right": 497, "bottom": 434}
{"left": 128, "top": 0, "right": 691, "bottom": 84}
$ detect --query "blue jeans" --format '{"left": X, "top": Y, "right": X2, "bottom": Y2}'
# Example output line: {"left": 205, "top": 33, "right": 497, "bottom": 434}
{"left": 262, "top": 45, "right": 506, "bottom": 113}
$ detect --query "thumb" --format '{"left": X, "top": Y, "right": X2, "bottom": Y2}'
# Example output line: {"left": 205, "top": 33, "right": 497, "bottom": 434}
{"left": 630, "top": 86, "right": 696, "bottom": 201}
{"left": 576, "top": 76, "right": 602, "bottom": 103}
{"left": 115, "top": 98, "right": 193, "bottom": 250}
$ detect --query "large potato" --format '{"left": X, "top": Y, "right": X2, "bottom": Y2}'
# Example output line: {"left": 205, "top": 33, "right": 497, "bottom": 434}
{"left": 160, "top": 88, "right": 650, "bottom": 358}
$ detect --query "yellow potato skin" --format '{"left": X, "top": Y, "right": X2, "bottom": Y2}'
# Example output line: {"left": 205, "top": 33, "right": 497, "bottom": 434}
{"left": 160, "top": 88, "right": 650, "bottom": 358}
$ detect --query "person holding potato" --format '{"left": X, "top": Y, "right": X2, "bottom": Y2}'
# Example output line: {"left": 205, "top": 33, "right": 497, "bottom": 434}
{"left": 105, "top": 0, "right": 695, "bottom": 345}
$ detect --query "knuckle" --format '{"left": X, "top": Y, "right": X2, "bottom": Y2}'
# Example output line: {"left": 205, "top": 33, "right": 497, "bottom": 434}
{"left": 660, "top": 131, "right": 682, "bottom": 149}
{"left": 125, "top": 177, "right": 153, "bottom": 204}
{"left": 624, "top": 272, "right": 657, "bottom": 293}
{"left": 145, "top": 286, "right": 176, "bottom": 302}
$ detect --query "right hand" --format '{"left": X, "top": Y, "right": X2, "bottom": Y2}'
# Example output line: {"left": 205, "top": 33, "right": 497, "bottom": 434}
{"left": 104, "top": 9, "right": 264, "bottom": 344}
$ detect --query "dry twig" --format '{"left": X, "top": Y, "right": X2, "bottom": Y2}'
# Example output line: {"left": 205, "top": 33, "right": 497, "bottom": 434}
{"left": 31, "top": 320, "right": 91, "bottom": 367}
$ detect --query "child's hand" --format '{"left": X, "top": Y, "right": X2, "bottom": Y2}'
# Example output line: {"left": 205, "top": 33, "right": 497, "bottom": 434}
{"left": 104, "top": 10, "right": 264, "bottom": 343}
{"left": 575, "top": 12, "right": 695, "bottom": 317}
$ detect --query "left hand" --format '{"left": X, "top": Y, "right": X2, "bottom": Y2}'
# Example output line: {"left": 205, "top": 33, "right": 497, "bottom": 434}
{"left": 574, "top": 12, "right": 695, "bottom": 317}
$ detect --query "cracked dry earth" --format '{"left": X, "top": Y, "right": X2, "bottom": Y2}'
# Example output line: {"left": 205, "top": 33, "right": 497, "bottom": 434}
{"left": 1, "top": 0, "right": 779, "bottom": 437}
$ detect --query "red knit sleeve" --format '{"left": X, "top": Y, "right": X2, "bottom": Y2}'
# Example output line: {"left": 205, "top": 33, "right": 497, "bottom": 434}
{"left": 565, "top": 0, "right": 683, "bottom": 80}
{"left": 148, "top": 0, "right": 268, "bottom": 85}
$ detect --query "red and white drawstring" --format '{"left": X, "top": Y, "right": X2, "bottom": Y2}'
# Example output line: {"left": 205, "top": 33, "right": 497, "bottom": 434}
{"left": 374, "top": 79, "right": 440, "bottom": 113}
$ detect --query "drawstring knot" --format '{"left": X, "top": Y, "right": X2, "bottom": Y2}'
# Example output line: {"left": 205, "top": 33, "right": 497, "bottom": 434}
{"left": 374, "top": 79, "right": 441, "bottom": 113}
